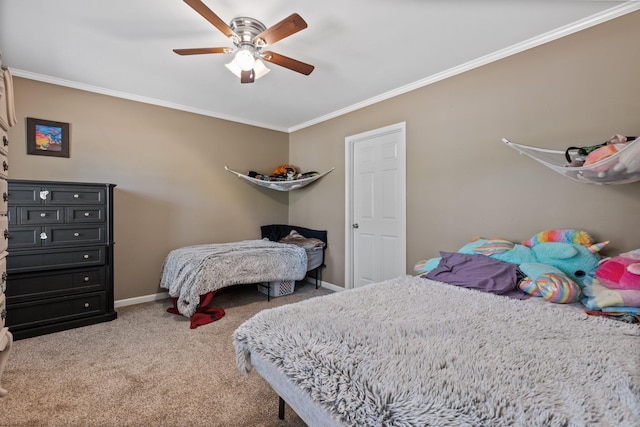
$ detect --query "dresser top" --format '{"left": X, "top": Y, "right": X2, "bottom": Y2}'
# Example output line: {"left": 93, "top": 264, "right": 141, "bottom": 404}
{"left": 8, "top": 179, "right": 116, "bottom": 188}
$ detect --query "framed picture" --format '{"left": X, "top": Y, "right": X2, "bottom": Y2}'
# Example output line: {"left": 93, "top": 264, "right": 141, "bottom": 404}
{"left": 26, "top": 117, "right": 70, "bottom": 158}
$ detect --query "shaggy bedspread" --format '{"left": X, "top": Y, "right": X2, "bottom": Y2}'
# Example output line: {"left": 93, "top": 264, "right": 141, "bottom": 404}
{"left": 234, "top": 275, "right": 640, "bottom": 426}
{"left": 160, "top": 240, "right": 306, "bottom": 317}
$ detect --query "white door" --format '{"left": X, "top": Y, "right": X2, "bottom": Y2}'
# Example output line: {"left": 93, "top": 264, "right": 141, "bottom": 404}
{"left": 345, "top": 122, "right": 406, "bottom": 288}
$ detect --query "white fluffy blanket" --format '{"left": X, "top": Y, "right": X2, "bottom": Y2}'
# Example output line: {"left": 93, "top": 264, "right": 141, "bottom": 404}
{"left": 160, "top": 240, "right": 306, "bottom": 317}
{"left": 234, "top": 275, "right": 640, "bottom": 426}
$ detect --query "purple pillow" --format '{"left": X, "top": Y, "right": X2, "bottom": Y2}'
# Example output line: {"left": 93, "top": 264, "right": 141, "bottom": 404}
{"left": 423, "top": 251, "right": 528, "bottom": 299}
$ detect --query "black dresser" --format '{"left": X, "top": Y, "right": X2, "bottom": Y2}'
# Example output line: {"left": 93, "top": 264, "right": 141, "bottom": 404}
{"left": 5, "top": 180, "right": 116, "bottom": 340}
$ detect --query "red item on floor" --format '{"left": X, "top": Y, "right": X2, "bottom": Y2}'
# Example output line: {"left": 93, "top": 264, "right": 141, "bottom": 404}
{"left": 167, "top": 291, "right": 225, "bottom": 329}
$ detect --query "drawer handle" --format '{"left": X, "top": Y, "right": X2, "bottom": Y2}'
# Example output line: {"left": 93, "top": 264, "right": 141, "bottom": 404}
{"left": 73, "top": 194, "right": 79, "bottom": 199}
{"left": 84, "top": 276, "right": 90, "bottom": 282}
{"left": 2, "top": 161, "right": 8, "bottom": 172}
{"left": 40, "top": 213, "right": 46, "bottom": 218}
{"left": 74, "top": 232, "right": 80, "bottom": 237}
{"left": 40, "top": 191, "right": 49, "bottom": 200}
{"left": 3, "top": 229, "right": 9, "bottom": 239}
{"left": 1, "top": 272, "right": 6, "bottom": 283}
{"left": 83, "top": 254, "right": 90, "bottom": 259}
{"left": 2, "top": 136, "right": 8, "bottom": 147}
{"left": 40, "top": 232, "right": 47, "bottom": 240}
{"left": 84, "top": 212, "right": 90, "bottom": 217}
{"left": 84, "top": 302, "right": 90, "bottom": 308}
{"left": 2, "top": 192, "right": 7, "bottom": 202}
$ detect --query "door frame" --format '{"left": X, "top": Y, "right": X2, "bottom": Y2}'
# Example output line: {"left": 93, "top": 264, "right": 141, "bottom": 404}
{"left": 344, "top": 121, "right": 406, "bottom": 289}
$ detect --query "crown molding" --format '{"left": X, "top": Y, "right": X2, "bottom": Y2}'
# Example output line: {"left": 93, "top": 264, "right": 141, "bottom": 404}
{"left": 10, "top": 69, "right": 288, "bottom": 132}
{"left": 288, "top": 1, "right": 640, "bottom": 133}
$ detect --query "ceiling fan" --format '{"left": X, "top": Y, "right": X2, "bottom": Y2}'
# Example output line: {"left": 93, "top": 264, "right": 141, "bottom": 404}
{"left": 174, "top": 0, "right": 315, "bottom": 84}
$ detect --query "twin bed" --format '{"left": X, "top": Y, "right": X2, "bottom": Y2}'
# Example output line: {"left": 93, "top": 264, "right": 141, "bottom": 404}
{"left": 233, "top": 275, "right": 640, "bottom": 426}
{"left": 159, "top": 224, "right": 327, "bottom": 317}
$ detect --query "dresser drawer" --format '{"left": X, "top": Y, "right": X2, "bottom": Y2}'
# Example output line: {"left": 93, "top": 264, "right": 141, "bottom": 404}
{"left": 0, "top": 178, "right": 7, "bottom": 215}
{"left": 0, "top": 215, "right": 7, "bottom": 253}
{"left": 6, "top": 291, "right": 106, "bottom": 330}
{"left": 10, "top": 206, "right": 104, "bottom": 225}
{"left": 0, "top": 251, "right": 6, "bottom": 294}
{"left": 48, "top": 225, "right": 106, "bottom": 246}
{"left": 0, "top": 127, "right": 9, "bottom": 155}
{"left": 8, "top": 224, "right": 106, "bottom": 249}
{"left": 48, "top": 187, "right": 106, "bottom": 205}
{"left": 8, "top": 184, "right": 41, "bottom": 205}
{"left": 0, "top": 152, "right": 8, "bottom": 180}
{"left": 6, "top": 226, "right": 41, "bottom": 249}
{"left": 66, "top": 206, "right": 105, "bottom": 223}
{"left": 17, "top": 206, "right": 64, "bottom": 225}
{"left": 7, "top": 246, "right": 106, "bottom": 273}
{"left": 6, "top": 266, "right": 106, "bottom": 303}
{"left": 8, "top": 183, "right": 107, "bottom": 206}
{"left": 0, "top": 293, "right": 6, "bottom": 330}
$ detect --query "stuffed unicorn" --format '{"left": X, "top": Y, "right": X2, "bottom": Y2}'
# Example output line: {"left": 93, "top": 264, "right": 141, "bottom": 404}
{"left": 416, "top": 229, "right": 608, "bottom": 303}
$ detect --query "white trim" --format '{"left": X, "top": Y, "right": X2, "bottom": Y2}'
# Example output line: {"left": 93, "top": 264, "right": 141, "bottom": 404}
{"left": 114, "top": 292, "right": 169, "bottom": 308}
{"left": 9, "top": 69, "right": 288, "bottom": 133}
{"left": 304, "top": 276, "right": 343, "bottom": 292}
{"left": 345, "top": 137, "right": 354, "bottom": 289}
{"left": 345, "top": 122, "right": 407, "bottom": 289}
{"left": 287, "top": 2, "right": 640, "bottom": 132}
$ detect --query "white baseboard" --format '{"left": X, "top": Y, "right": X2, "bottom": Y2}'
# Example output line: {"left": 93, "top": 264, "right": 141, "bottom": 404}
{"left": 114, "top": 292, "right": 169, "bottom": 308}
{"left": 303, "top": 277, "right": 344, "bottom": 292}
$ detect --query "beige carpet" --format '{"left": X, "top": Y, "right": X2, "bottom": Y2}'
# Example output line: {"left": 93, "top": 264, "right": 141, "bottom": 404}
{"left": 0, "top": 281, "right": 332, "bottom": 426}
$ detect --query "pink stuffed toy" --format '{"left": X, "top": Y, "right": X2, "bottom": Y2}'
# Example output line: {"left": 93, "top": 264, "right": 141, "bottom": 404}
{"left": 595, "top": 249, "right": 640, "bottom": 291}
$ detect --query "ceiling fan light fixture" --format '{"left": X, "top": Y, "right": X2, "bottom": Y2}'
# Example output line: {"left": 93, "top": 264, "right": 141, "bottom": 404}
{"left": 252, "top": 59, "right": 270, "bottom": 78}
{"left": 234, "top": 46, "right": 255, "bottom": 71}
{"left": 225, "top": 58, "right": 270, "bottom": 80}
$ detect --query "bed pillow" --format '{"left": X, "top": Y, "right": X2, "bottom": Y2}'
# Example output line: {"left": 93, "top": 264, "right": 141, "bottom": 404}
{"left": 423, "top": 251, "right": 528, "bottom": 299}
{"left": 279, "top": 230, "right": 326, "bottom": 250}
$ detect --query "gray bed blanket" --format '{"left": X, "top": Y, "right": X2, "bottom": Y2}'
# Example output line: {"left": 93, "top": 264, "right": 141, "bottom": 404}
{"left": 160, "top": 240, "right": 306, "bottom": 317}
{"left": 234, "top": 275, "right": 640, "bottom": 426}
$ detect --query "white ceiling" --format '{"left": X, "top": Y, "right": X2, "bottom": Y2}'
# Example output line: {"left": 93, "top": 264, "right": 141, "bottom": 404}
{"left": 1, "top": 1, "right": 638, "bottom": 132}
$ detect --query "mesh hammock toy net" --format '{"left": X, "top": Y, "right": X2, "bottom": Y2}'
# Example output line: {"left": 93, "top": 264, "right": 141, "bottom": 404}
{"left": 225, "top": 166, "right": 334, "bottom": 191}
{"left": 503, "top": 138, "right": 640, "bottom": 185}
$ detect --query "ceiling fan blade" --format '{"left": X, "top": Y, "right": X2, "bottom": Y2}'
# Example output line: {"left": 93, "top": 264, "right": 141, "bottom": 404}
{"left": 173, "top": 47, "right": 230, "bottom": 55}
{"left": 254, "top": 13, "right": 307, "bottom": 46}
{"left": 183, "top": 0, "right": 236, "bottom": 39}
{"left": 241, "top": 69, "right": 255, "bottom": 84}
{"left": 261, "top": 51, "right": 314, "bottom": 75}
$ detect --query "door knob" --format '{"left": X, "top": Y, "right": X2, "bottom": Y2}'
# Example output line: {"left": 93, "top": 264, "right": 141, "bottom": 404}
{"left": 352, "top": 223, "right": 359, "bottom": 229}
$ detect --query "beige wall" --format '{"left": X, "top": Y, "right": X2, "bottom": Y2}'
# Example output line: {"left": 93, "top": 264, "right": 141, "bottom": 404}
{"left": 290, "top": 10, "right": 640, "bottom": 287}
{"left": 7, "top": 11, "right": 640, "bottom": 299}
{"left": 7, "top": 79, "right": 290, "bottom": 300}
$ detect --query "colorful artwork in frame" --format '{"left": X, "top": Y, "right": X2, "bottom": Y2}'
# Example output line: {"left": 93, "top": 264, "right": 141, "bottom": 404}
{"left": 26, "top": 117, "right": 70, "bottom": 157}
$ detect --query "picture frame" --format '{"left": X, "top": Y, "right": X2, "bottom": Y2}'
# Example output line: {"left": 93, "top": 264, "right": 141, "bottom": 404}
{"left": 26, "top": 117, "right": 70, "bottom": 158}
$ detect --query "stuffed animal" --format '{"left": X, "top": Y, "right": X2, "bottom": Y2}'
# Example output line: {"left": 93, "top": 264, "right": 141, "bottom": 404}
{"left": 596, "top": 249, "right": 640, "bottom": 291}
{"left": 583, "top": 143, "right": 626, "bottom": 170}
{"left": 519, "top": 229, "right": 607, "bottom": 285}
{"left": 415, "top": 229, "right": 608, "bottom": 303}
{"left": 581, "top": 135, "right": 640, "bottom": 180}
{"left": 517, "top": 263, "right": 581, "bottom": 303}
{"left": 612, "top": 140, "right": 640, "bottom": 175}
{"left": 271, "top": 164, "right": 299, "bottom": 179}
